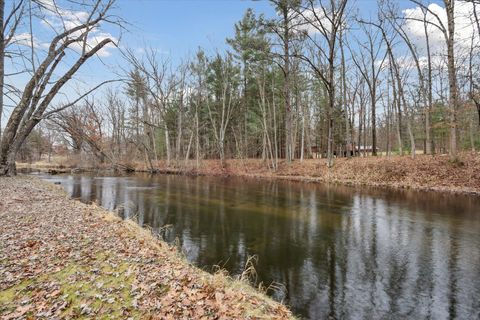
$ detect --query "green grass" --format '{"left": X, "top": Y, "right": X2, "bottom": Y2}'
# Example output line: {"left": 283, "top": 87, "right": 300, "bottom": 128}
{"left": 0, "top": 254, "right": 140, "bottom": 319}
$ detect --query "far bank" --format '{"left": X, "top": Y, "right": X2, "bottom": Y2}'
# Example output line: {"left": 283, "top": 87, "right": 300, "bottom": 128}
{"left": 17, "top": 152, "right": 480, "bottom": 196}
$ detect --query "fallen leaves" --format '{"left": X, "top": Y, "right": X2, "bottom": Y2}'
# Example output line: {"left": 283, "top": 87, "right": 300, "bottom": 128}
{"left": 0, "top": 177, "right": 294, "bottom": 319}
{"left": 179, "top": 153, "right": 480, "bottom": 195}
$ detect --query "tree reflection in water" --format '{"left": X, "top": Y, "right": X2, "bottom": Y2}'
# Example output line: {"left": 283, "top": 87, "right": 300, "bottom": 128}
{"left": 40, "top": 173, "right": 480, "bottom": 320}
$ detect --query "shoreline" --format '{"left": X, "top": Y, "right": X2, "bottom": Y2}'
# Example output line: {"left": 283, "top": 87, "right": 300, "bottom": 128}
{"left": 17, "top": 152, "right": 480, "bottom": 196}
{"left": 0, "top": 176, "right": 294, "bottom": 319}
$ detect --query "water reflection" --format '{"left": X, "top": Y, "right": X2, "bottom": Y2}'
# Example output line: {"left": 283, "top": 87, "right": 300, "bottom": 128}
{"left": 37, "top": 173, "right": 480, "bottom": 320}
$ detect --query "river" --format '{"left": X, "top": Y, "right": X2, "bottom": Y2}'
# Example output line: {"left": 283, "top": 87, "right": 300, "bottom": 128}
{"left": 33, "top": 172, "right": 480, "bottom": 319}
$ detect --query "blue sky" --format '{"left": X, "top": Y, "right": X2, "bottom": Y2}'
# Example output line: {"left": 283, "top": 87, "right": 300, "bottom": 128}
{"left": 117, "top": 0, "right": 276, "bottom": 59}
{"left": 3, "top": 0, "right": 278, "bottom": 123}
{"left": 4, "top": 0, "right": 447, "bottom": 91}
{"left": 51, "top": 0, "right": 279, "bottom": 93}
{"left": 3, "top": 0, "right": 449, "bottom": 126}
{"left": 107, "top": 0, "right": 442, "bottom": 68}
{"left": 88, "top": 0, "right": 433, "bottom": 79}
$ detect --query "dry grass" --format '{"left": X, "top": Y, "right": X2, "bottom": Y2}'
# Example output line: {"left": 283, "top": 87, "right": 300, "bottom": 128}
{"left": 19, "top": 151, "right": 480, "bottom": 195}
{"left": 139, "top": 152, "right": 480, "bottom": 195}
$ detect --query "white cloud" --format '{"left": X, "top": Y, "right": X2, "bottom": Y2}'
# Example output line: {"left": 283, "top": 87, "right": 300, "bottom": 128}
{"left": 402, "top": 2, "right": 479, "bottom": 57}
{"left": 294, "top": 5, "right": 336, "bottom": 36}
{"left": 79, "top": 33, "right": 117, "bottom": 57}
{"left": 37, "top": 0, "right": 117, "bottom": 57}
{"left": 37, "top": 0, "right": 89, "bottom": 23}
{"left": 9, "top": 32, "right": 43, "bottom": 49}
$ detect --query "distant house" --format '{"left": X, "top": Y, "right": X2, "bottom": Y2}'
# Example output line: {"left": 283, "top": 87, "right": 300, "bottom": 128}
{"left": 307, "top": 144, "right": 379, "bottom": 158}
{"left": 355, "top": 145, "right": 378, "bottom": 153}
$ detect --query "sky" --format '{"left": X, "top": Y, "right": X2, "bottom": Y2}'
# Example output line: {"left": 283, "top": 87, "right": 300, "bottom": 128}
{"left": 117, "top": 0, "right": 277, "bottom": 59}
{"left": 114, "top": 0, "right": 423, "bottom": 62}
{"left": 8, "top": 0, "right": 281, "bottom": 100}
{"left": 2, "top": 0, "right": 466, "bottom": 128}
{"left": 3, "top": 0, "right": 279, "bottom": 126}
{"left": 73, "top": 0, "right": 440, "bottom": 82}
{"left": 73, "top": 0, "right": 449, "bottom": 76}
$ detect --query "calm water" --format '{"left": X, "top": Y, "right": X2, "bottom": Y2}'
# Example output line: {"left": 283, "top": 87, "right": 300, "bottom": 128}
{"left": 34, "top": 172, "right": 480, "bottom": 319}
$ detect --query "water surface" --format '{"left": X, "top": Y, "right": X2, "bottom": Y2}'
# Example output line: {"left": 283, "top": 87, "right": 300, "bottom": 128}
{"left": 35, "top": 172, "right": 480, "bottom": 319}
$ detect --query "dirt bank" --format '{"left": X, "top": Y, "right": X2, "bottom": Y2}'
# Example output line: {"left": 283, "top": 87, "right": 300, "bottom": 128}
{"left": 0, "top": 176, "right": 294, "bottom": 319}
{"left": 134, "top": 153, "right": 480, "bottom": 196}
{"left": 18, "top": 152, "right": 480, "bottom": 196}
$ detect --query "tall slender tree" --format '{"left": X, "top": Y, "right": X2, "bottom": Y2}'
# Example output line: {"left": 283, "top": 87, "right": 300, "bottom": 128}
{"left": 295, "top": 0, "right": 349, "bottom": 166}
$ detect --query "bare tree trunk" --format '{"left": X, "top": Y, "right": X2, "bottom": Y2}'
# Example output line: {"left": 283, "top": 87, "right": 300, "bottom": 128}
{"left": 176, "top": 98, "right": 183, "bottom": 161}
{"left": 358, "top": 94, "right": 363, "bottom": 157}
{"left": 185, "top": 130, "right": 193, "bottom": 161}
{"left": 424, "top": 12, "right": 433, "bottom": 154}
{"left": 341, "top": 30, "right": 351, "bottom": 158}
{"left": 164, "top": 124, "right": 171, "bottom": 167}
{"left": 327, "top": 81, "right": 334, "bottom": 167}
{"left": 0, "top": 0, "right": 4, "bottom": 141}
{"left": 300, "top": 101, "right": 305, "bottom": 162}
{"left": 272, "top": 76, "right": 278, "bottom": 169}
{"left": 370, "top": 78, "right": 377, "bottom": 156}
{"left": 176, "top": 73, "right": 186, "bottom": 162}
{"left": 470, "top": 116, "right": 476, "bottom": 152}
{"left": 258, "top": 73, "right": 276, "bottom": 169}
{"left": 305, "top": 93, "right": 313, "bottom": 159}
{"left": 445, "top": 0, "right": 458, "bottom": 159}
{"left": 386, "top": 90, "right": 391, "bottom": 156}
{"left": 243, "top": 60, "right": 248, "bottom": 159}
{"left": 283, "top": 15, "right": 292, "bottom": 163}
{"left": 364, "top": 103, "right": 368, "bottom": 157}
{"left": 394, "top": 87, "right": 403, "bottom": 156}
{"left": 195, "top": 102, "right": 200, "bottom": 170}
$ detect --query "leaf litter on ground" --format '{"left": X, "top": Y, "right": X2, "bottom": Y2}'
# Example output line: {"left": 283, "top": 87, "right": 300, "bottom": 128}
{"left": 0, "top": 176, "right": 294, "bottom": 320}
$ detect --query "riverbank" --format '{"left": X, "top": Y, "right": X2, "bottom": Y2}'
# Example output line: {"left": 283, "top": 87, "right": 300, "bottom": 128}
{"left": 208, "top": 153, "right": 480, "bottom": 195}
{"left": 19, "top": 152, "right": 480, "bottom": 196}
{"left": 0, "top": 176, "right": 294, "bottom": 319}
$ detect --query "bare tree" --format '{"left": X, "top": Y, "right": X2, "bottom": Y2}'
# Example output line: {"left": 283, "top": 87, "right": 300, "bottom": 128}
{"left": 1, "top": 0, "right": 25, "bottom": 140}
{"left": 382, "top": 2, "right": 433, "bottom": 154}
{"left": 50, "top": 108, "right": 88, "bottom": 156}
{"left": 268, "top": 0, "right": 302, "bottom": 162}
{"left": 0, "top": 0, "right": 120, "bottom": 175}
{"left": 407, "top": 0, "right": 459, "bottom": 159}
{"left": 349, "top": 21, "right": 387, "bottom": 157}
{"left": 362, "top": 16, "right": 417, "bottom": 158}
{"left": 467, "top": 0, "right": 480, "bottom": 125}
{"left": 339, "top": 26, "right": 351, "bottom": 158}
{"left": 295, "top": 0, "right": 349, "bottom": 166}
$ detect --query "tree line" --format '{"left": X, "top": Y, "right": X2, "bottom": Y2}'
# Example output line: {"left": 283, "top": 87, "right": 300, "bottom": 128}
{"left": 1, "top": 0, "right": 480, "bottom": 175}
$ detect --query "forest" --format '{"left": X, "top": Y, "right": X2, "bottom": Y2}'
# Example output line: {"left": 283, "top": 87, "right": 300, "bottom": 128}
{"left": 1, "top": 0, "right": 479, "bottom": 176}
{"left": 2, "top": 1, "right": 480, "bottom": 319}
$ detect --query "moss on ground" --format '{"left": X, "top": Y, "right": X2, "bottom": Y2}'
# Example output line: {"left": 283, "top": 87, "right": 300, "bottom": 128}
{"left": 0, "top": 254, "right": 139, "bottom": 319}
{"left": 0, "top": 177, "right": 295, "bottom": 319}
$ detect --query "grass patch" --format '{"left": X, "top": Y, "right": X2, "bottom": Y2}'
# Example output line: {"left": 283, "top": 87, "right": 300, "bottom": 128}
{"left": 0, "top": 279, "right": 34, "bottom": 314}
{"left": 0, "top": 254, "right": 139, "bottom": 319}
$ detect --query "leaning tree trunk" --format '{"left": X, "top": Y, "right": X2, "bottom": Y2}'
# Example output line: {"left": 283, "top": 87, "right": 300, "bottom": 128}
{"left": 0, "top": 120, "right": 31, "bottom": 176}
{"left": 0, "top": 0, "right": 4, "bottom": 142}
{"left": 0, "top": 0, "right": 114, "bottom": 176}
{"left": 0, "top": 152, "right": 16, "bottom": 176}
{"left": 0, "top": 111, "right": 42, "bottom": 175}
